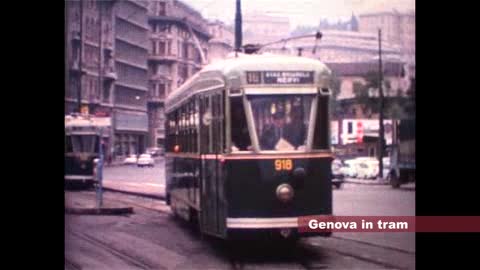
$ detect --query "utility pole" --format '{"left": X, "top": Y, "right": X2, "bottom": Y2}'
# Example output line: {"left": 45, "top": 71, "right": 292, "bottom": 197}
{"left": 98, "top": 0, "right": 104, "bottom": 111}
{"left": 78, "top": 0, "right": 84, "bottom": 113}
{"left": 234, "top": 0, "right": 242, "bottom": 52}
{"left": 378, "top": 28, "right": 385, "bottom": 179}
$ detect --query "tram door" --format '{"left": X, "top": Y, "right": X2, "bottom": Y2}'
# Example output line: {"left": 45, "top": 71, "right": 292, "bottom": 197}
{"left": 199, "top": 91, "right": 226, "bottom": 237}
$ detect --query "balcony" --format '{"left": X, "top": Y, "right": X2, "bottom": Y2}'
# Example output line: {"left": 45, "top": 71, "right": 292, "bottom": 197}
{"left": 89, "top": 95, "right": 101, "bottom": 105}
{"left": 148, "top": 95, "right": 165, "bottom": 104}
{"left": 103, "top": 40, "right": 114, "bottom": 51}
{"left": 149, "top": 73, "right": 171, "bottom": 81}
{"left": 150, "top": 32, "right": 173, "bottom": 40}
{"left": 71, "top": 30, "right": 81, "bottom": 42}
{"left": 148, "top": 54, "right": 178, "bottom": 62}
{"left": 69, "top": 60, "right": 86, "bottom": 74}
{"left": 104, "top": 66, "right": 117, "bottom": 80}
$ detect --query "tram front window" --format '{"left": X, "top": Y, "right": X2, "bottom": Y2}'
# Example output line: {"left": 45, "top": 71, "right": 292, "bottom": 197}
{"left": 250, "top": 95, "right": 313, "bottom": 151}
{"left": 70, "top": 135, "right": 98, "bottom": 153}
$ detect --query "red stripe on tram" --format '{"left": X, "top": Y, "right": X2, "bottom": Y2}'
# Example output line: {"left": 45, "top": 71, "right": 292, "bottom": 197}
{"left": 165, "top": 153, "right": 333, "bottom": 160}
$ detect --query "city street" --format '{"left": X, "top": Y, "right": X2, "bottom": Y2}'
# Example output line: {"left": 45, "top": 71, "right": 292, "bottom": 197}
{"left": 102, "top": 159, "right": 166, "bottom": 198}
{"left": 65, "top": 161, "right": 415, "bottom": 269}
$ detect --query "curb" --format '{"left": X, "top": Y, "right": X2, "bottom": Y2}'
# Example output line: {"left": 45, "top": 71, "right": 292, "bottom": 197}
{"left": 344, "top": 179, "right": 389, "bottom": 185}
{"left": 103, "top": 187, "right": 166, "bottom": 201}
{"left": 65, "top": 207, "right": 133, "bottom": 215}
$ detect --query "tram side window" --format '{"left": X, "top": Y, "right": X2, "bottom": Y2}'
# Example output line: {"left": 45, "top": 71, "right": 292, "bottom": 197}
{"left": 65, "top": 135, "right": 73, "bottom": 153}
{"left": 200, "top": 96, "right": 211, "bottom": 154}
{"left": 313, "top": 96, "right": 329, "bottom": 149}
{"left": 230, "top": 97, "right": 251, "bottom": 151}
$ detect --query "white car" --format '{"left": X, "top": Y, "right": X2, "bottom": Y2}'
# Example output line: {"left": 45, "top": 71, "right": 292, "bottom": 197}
{"left": 123, "top": 154, "right": 138, "bottom": 165}
{"left": 341, "top": 162, "right": 357, "bottom": 178}
{"left": 341, "top": 159, "right": 358, "bottom": 178}
{"left": 137, "top": 154, "right": 154, "bottom": 167}
{"left": 356, "top": 161, "right": 378, "bottom": 179}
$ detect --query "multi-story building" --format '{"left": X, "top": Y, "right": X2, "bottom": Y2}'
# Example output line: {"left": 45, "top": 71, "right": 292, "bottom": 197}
{"left": 243, "top": 13, "right": 290, "bottom": 44}
{"left": 358, "top": 9, "right": 415, "bottom": 64}
{"left": 207, "top": 20, "right": 234, "bottom": 64}
{"left": 65, "top": 0, "right": 117, "bottom": 160}
{"left": 112, "top": 0, "right": 149, "bottom": 158}
{"left": 146, "top": 0, "right": 211, "bottom": 148}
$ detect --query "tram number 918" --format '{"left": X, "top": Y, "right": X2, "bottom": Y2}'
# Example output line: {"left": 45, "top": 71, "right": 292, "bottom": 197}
{"left": 275, "top": 159, "right": 293, "bottom": 171}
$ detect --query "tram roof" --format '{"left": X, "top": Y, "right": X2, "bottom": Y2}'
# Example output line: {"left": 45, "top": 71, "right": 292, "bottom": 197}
{"left": 165, "top": 53, "right": 332, "bottom": 110}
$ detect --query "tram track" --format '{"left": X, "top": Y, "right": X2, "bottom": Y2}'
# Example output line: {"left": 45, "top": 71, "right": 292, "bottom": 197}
{"left": 330, "top": 235, "right": 415, "bottom": 255}
{"left": 102, "top": 190, "right": 413, "bottom": 269}
{"left": 68, "top": 229, "right": 155, "bottom": 270}
{"left": 64, "top": 258, "right": 82, "bottom": 270}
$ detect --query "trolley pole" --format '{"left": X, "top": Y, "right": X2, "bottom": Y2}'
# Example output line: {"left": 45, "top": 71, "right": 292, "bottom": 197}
{"left": 96, "top": 135, "right": 104, "bottom": 208}
{"left": 378, "top": 28, "right": 385, "bottom": 179}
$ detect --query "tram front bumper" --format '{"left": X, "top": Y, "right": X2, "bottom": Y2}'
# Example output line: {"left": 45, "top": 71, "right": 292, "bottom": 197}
{"left": 226, "top": 217, "right": 332, "bottom": 238}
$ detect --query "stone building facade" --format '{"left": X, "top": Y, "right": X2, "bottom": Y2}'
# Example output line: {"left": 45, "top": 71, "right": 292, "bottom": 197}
{"left": 146, "top": 0, "right": 211, "bottom": 148}
{"left": 65, "top": 0, "right": 149, "bottom": 161}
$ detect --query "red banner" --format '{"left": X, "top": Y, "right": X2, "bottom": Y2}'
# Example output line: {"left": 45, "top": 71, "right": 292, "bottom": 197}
{"left": 297, "top": 216, "right": 480, "bottom": 233}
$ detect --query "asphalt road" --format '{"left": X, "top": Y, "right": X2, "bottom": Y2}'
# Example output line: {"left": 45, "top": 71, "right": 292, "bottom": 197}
{"left": 67, "top": 161, "right": 415, "bottom": 269}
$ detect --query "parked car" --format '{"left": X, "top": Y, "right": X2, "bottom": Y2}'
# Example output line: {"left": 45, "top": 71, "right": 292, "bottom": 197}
{"left": 356, "top": 160, "right": 379, "bottom": 179}
{"left": 146, "top": 147, "right": 163, "bottom": 157}
{"left": 123, "top": 154, "right": 137, "bottom": 165}
{"left": 342, "top": 159, "right": 359, "bottom": 178}
{"left": 137, "top": 154, "right": 154, "bottom": 167}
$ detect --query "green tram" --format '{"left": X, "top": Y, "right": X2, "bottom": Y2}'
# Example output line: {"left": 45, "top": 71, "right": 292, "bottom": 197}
{"left": 65, "top": 114, "right": 110, "bottom": 188}
{"left": 164, "top": 53, "right": 334, "bottom": 240}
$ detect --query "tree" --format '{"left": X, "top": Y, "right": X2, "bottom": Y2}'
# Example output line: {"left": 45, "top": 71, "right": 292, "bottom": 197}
{"left": 353, "top": 71, "right": 380, "bottom": 115}
{"left": 290, "top": 25, "right": 318, "bottom": 37}
{"left": 329, "top": 75, "right": 341, "bottom": 119}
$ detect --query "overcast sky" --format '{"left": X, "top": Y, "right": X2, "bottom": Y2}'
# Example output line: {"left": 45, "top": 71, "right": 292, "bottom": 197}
{"left": 182, "top": 0, "right": 415, "bottom": 29}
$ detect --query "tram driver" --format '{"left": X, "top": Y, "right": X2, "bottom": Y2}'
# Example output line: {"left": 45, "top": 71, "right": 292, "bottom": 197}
{"left": 260, "top": 110, "right": 305, "bottom": 151}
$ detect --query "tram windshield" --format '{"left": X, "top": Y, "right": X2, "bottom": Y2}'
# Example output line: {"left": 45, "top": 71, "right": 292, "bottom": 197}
{"left": 66, "top": 135, "right": 99, "bottom": 154}
{"left": 249, "top": 95, "right": 313, "bottom": 151}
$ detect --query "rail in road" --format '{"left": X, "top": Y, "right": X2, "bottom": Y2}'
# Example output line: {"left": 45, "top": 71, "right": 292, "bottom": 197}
{"left": 98, "top": 189, "right": 414, "bottom": 270}
{"left": 67, "top": 229, "right": 157, "bottom": 270}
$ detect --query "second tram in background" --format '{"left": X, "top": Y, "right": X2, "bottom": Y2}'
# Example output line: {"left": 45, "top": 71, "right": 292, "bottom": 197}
{"left": 65, "top": 114, "right": 110, "bottom": 189}
{"left": 164, "top": 53, "right": 334, "bottom": 241}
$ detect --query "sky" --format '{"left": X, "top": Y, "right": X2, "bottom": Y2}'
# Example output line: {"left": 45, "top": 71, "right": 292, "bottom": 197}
{"left": 182, "top": 0, "right": 415, "bottom": 29}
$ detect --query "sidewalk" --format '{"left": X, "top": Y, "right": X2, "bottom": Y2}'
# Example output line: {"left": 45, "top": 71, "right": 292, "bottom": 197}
{"left": 343, "top": 178, "right": 416, "bottom": 189}
{"left": 104, "top": 156, "right": 164, "bottom": 167}
{"left": 65, "top": 190, "right": 133, "bottom": 215}
{"left": 343, "top": 178, "right": 389, "bottom": 185}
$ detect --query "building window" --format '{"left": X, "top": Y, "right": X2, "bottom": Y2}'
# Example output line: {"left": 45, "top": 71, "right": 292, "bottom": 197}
{"left": 103, "top": 85, "right": 110, "bottom": 102}
{"left": 151, "top": 40, "right": 157, "bottom": 55}
{"left": 178, "top": 41, "right": 182, "bottom": 57}
{"left": 158, "top": 1, "right": 166, "bottom": 16}
{"left": 159, "top": 84, "right": 165, "bottom": 98}
{"left": 159, "top": 41, "right": 166, "bottom": 56}
{"left": 167, "top": 40, "right": 171, "bottom": 55}
{"left": 183, "top": 42, "right": 188, "bottom": 59}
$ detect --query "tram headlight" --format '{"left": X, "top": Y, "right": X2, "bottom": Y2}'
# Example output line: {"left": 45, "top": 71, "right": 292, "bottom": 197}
{"left": 276, "top": 183, "right": 294, "bottom": 203}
